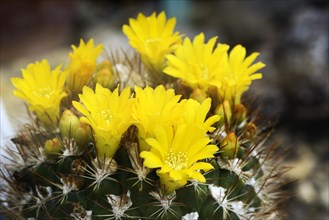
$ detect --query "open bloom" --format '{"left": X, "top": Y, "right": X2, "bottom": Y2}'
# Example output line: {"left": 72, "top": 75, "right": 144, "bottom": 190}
{"left": 164, "top": 33, "right": 265, "bottom": 103}
{"left": 123, "top": 11, "right": 182, "bottom": 73}
{"left": 140, "top": 124, "right": 217, "bottom": 194}
{"left": 132, "top": 85, "right": 184, "bottom": 151}
{"left": 73, "top": 84, "right": 133, "bottom": 159}
{"left": 164, "top": 33, "right": 227, "bottom": 92}
{"left": 183, "top": 98, "right": 220, "bottom": 132}
{"left": 216, "top": 44, "right": 265, "bottom": 103}
{"left": 11, "top": 59, "right": 67, "bottom": 127}
{"left": 66, "top": 39, "right": 103, "bottom": 95}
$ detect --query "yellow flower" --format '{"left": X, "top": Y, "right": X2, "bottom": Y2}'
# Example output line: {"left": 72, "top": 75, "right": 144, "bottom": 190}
{"left": 123, "top": 11, "right": 182, "bottom": 73}
{"left": 73, "top": 84, "right": 133, "bottom": 159}
{"left": 140, "top": 124, "right": 217, "bottom": 194}
{"left": 66, "top": 39, "right": 103, "bottom": 95}
{"left": 164, "top": 33, "right": 227, "bottom": 92}
{"left": 132, "top": 85, "right": 184, "bottom": 151}
{"left": 11, "top": 59, "right": 67, "bottom": 127}
{"left": 183, "top": 98, "right": 220, "bottom": 132}
{"left": 216, "top": 44, "right": 265, "bottom": 103}
{"left": 164, "top": 33, "right": 265, "bottom": 103}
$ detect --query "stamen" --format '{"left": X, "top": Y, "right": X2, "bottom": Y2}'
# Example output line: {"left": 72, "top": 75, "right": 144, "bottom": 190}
{"left": 32, "top": 87, "right": 54, "bottom": 99}
{"left": 165, "top": 150, "right": 188, "bottom": 170}
{"left": 98, "top": 110, "right": 114, "bottom": 125}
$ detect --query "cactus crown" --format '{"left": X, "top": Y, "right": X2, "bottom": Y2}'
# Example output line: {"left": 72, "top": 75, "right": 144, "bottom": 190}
{"left": 1, "top": 11, "right": 285, "bottom": 220}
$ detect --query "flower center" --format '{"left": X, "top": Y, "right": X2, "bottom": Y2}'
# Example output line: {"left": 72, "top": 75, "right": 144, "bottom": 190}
{"left": 146, "top": 38, "right": 162, "bottom": 45}
{"left": 32, "top": 87, "right": 54, "bottom": 99}
{"left": 223, "top": 71, "right": 237, "bottom": 86}
{"left": 98, "top": 110, "right": 114, "bottom": 125}
{"left": 145, "top": 38, "right": 163, "bottom": 52}
{"left": 165, "top": 150, "right": 188, "bottom": 171}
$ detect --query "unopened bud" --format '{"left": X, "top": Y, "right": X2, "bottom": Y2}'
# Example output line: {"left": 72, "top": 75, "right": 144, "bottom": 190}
{"left": 243, "top": 122, "right": 257, "bottom": 140}
{"left": 59, "top": 110, "right": 92, "bottom": 148}
{"left": 59, "top": 110, "right": 80, "bottom": 138}
{"left": 190, "top": 88, "right": 207, "bottom": 103}
{"left": 220, "top": 132, "right": 239, "bottom": 159}
{"left": 94, "top": 68, "right": 114, "bottom": 89}
{"left": 74, "top": 121, "right": 92, "bottom": 147}
{"left": 44, "top": 138, "right": 62, "bottom": 157}
{"left": 233, "top": 104, "right": 247, "bottom": 124}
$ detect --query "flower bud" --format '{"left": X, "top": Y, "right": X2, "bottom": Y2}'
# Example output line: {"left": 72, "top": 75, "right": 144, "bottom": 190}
{"left": 59, "top": 110, "right": 92, "bottom": 148}
{"left": 190, "top": 88, "right": 207, "bottom": 103}
{"left": 66, "top": 39, "right": 103, "bottom": 98}
{"left": 44, "top": 138, "right": 62, "bottom": 157}
{"left": 59, "top": 110, "right": 80, "bottom": 138}
{"left": 233, "top": 103, "right": 247, "bottom": 124}
{"left": 74, "top": 121, "right": 92, "bottom": 147}
{"left": 220, "top": 132, "right": 239, "bottom": 159}
{"left": 94, "top": 68, "right": 114, "bottom": 89}
{"left": 243, "top": 122, "right": 257, "bottom": 140}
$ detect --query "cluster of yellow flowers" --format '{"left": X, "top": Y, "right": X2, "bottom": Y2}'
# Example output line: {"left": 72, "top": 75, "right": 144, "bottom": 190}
{"left": 11, "top": 11, "right": 265, "bottom": 194}
{"left": 11, "top": 39, "right": 103, "bottom": 127}
{"left": 124, "top": 11, "right": 265, "bottom": 104}
{"left": 73, "top": 84, "right": 219, "bottom": 193}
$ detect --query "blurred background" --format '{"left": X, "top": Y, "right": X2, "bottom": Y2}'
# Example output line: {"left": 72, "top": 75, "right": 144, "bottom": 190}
{"left": 0, "top": 0, "right": 328, "bottom": 219}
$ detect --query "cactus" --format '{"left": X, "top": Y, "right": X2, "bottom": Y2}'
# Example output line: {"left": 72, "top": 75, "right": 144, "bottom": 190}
{"left": 0, "top": 12, "right": 285, "bottom": 220}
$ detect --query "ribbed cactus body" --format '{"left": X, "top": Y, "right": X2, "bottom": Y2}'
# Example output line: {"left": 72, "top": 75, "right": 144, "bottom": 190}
{"left": 0, "top": 100, "right": 283, "bottom": 219}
